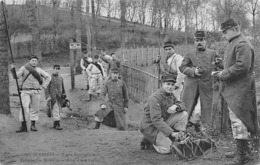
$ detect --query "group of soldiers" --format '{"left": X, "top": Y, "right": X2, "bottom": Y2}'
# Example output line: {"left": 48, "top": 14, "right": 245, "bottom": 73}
{"left": 139, "top": 18, "right": 259, "bottom": 165}
{"left": 10, "top": 18, "right": 258, "bottom": 165}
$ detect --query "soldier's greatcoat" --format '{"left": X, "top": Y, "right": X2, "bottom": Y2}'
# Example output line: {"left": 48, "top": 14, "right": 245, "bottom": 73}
{"left": 101, "top": 79, "right": 129, "bottom": 130}
{"left": 180, "top": 48, "right": 218, "bottom": 124}
{"left": 220, "top": 34, "right": 258, "bottom": 135}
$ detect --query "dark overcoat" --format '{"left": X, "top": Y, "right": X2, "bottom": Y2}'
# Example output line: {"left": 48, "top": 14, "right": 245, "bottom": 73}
{"left": 180, "top": 48, "right": 218, "bottom": 124}
{"left": 101, "top": 79, "right": 129, "bottom": 130}
{"left": 220, "top": 34, "right": 258, "bottom": 135}
{"left": 140, "top": 88, "right": 186, "bottom": 144}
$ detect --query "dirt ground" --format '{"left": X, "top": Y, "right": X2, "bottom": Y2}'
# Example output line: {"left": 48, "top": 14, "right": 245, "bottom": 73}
{"left": 1, "top": 67, "right": 260, "bottom": 165}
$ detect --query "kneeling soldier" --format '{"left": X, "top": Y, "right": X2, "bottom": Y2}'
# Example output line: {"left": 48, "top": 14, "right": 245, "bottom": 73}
{"left": 139, "top": 73, "right": 188, "bottom": 154}
{"left": 45, "top": 65, "right": 66, "bottom": 130}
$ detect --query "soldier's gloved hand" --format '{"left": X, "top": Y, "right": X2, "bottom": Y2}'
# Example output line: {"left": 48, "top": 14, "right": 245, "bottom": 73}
{"left": 195, "top": 67, "right": 202, "bottom": 76}
{"left": 214, "top": 70, "right": 230, "bottom": 81}
{"left": 100, "top": 104, "right": 106, "bottom": 109}
{"left": 10, "top": 63, "right": 16, "bottom": 69}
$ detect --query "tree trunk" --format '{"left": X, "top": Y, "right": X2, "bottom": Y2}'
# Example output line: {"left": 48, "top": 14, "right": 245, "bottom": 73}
{"left": 0, "top": 2, "right": 11, "bottom": 114}
{"left": 86, "top": 0, "right": 92, "bottom": 55}
{"left": 26, "top": 0, "right": 42, "bottom": 62}
{"left": 91, "top": 0, "right": 96, "bottom": 49}
{"left": 120, "top": 0, "right": 126, "bottom": 51}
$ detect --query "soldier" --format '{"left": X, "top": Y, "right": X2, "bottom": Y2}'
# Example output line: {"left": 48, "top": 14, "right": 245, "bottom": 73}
{"left": 80, "top": 51, "right": 93, "bottom": 90}
{"left": 45, "top": 64, "right": 66, "bottom": 130}
{"left": 162, "top": 41, "right": 185, "bottom": 100}
{"left": 99, "top": 52, "right": 121, "bottom": 78}
{"left": 86, "top": 55, "right": 105, "bottom": 101}
{"left": 10, "top": 55, "right": 51, "bottom": 132}
{"left": 139, "top": 73, "right": 188, "bottom": 154}
{"left": 94, "top": 67, "right": 129, "bottom": 131}
{"left": 179, "top": 30, "right": 219, "bottom": 132}
{"left": 214, "top": 18, "right": 259, "bottom": 165}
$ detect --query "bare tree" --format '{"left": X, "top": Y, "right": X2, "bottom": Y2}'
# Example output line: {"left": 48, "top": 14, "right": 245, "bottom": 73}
{"left": 244, "top": 0, "right": 260, "bottom": 43}
{"left": 120, "top": 0, "right": 126, "bottom": 50}
{"left": 51, "top": 0, "right": 61, "bottom": 53}
{"left": 138, "top": 0, "right": 149, "bottom": 24}
{"left": 0, "top": 2, "right": 11, "bottom": 115}
{"left": 26, "top": 0, "right": 42, "bottom": 61}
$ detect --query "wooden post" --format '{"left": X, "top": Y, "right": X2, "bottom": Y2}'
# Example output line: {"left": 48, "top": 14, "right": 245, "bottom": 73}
{"left": 70, "top": 39, "right": 75, "bottom": 90}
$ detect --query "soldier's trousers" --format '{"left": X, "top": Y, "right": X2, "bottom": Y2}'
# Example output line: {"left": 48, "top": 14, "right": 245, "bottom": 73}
{"left": 82, "top": 70, "right": 89, "bottom": 86}
{"left": 89, "top": 73, "right": 103, "bottom": 95}
{"left": 19, "top": 90, "right": 41, "bottom": 121}
{"left": 52, "top": 100, "right": 62, "bottom": 121}
{"left": 153, "top": 111, "right": 188, "bottom": 154}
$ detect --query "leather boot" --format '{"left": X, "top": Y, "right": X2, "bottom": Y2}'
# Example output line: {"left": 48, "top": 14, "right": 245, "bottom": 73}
{"left": 30, "top": 120, "right": 37, "bottom": 131}
{"left": 225, "top": 139, "right": 250, "bottom": 165}
{"left": 53, "top": 121, "right": 57, "bottom": 129}
{"left": 94, "top": 121, "right": 101, "bottom": 129}
{"left": 140, "top": 137, "right": 153, "bottom": 150}
{"left": 16, "top": 121, "right": 27, "bottom": 133}
{"left": 55, "top": 121, "right": 63, "bottom": 130}
{"left": 87, "top": 94, "right": 92, "bottom": 102}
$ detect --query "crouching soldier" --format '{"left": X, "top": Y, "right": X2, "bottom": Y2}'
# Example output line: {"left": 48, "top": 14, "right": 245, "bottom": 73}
{"left": 45, "top": 65, "right": 66, "bottom": 130}
{"left": 94, "top": 67, "right": 129, "bottom": 131}
{"left": 139, "top": 73, "right": 188, "bottom": 154}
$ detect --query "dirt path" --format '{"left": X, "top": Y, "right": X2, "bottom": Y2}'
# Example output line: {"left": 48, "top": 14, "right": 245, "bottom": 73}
{"left": 1, "top": 68, "right": 260, "bottom": 165}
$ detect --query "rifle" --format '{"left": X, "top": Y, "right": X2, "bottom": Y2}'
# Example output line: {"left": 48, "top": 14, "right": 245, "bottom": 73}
{"left": 1, "top": 2, "right": 27, "bottom": 129}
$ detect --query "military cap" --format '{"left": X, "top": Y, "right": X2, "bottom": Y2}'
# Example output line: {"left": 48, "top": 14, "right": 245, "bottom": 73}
{"left": 29, "top": 55, "right": 38, "bottom": 60}
{"left": 220, "top": 18, "right": 239, "bottom": 32}
{"left": 194, "top": 30, "right": 206, "bottom": 38}
{"left": 110, "top": 67, "right": 119, "bottom": 73}
{"left": 163, "top": 41, "right": 174, "bottom": 48}
{"left": 53, "top": 64, "right": 60, "bottom": 69}
{"left": 94, "top": 55, "right": 99, "bottom": 59}
{"left": 161, "top": 73, "right": 176, "bottom": 83}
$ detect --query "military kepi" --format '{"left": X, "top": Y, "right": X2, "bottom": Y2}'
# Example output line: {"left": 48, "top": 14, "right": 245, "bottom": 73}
{"left": 194, "top": 30, "right": 206, "bottom": 38}
{"left": 53, "top": 64, "right": 60, "bottom": 69}
{"left": 110, "top": 67, "right": 119, "bottom": 73}
{"left": 161, "top": 73, "right": 176, "bottom": 83}
{"left": 220, "top": 18, "right": 238, "bottom": 32}
{"left": 29, "top": 55, "right": 38, "bottom": 60}
{"left": 163, "top": 41, "right": 174, "bottom": 48}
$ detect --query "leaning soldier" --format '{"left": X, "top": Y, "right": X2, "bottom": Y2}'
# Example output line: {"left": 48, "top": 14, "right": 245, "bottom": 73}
{"left": 179, "top": 30, "right": 219, "bottom": 132}
{"left": 11, "top": 55, "right": 51, "bottom": 132}
{"left": 80, "top": 51, "right": 93, "bottom": 90}
{"left": 94, "top": 67, "right": 129, "bottom": 131}
{"left": 45, "top": 64, "right": 66, "bottom": 130}
{"left": 139, "top": 73, "right": 188, "bottom": 154}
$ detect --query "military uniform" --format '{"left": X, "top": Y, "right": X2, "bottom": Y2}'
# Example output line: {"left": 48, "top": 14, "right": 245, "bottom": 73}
{"left": 140, "top": 74, "right": 188, "bottom": 154}
{"left": 94, "top": 68, "right": 129, "bottom": 130}
{"left": 217, "top": 18, "right": 259, "bottom": 165}
{"left": 80, "top": 56, "right": 92, "bottom": 90}
{"left": 12, "top": 56, "right": 51, "bottom": 132}
{"left": 45, "top": 65, "right": 66, "bottom": 130}
{"left": 86, "top": 61, "right": 105, "bottom": 96}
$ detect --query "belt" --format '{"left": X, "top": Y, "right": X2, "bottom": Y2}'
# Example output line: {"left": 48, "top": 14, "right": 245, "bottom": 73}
{"left": 92, "top": 73, "right": 101, "bottom": 75}
{"left": 21, "top": 88, "right": 41, "bottom": 90}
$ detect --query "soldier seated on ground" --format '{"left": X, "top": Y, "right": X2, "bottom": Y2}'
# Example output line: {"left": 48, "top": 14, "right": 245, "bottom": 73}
{"left": 93, "top": 67, "right": 129, "bottom": 131}
{"left": 139, "top": 73, "right": 188, "bottom": 154}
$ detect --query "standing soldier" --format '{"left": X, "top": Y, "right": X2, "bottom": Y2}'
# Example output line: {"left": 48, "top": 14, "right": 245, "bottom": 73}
{"left": 162, "top": 41, "right": 185, "bottom": 100}
{"left": 45, "top": 65, "right": 66, "bottom": 130}
{"left": 86, "top": 55, "right": 105, "bottom": 101}
{"left": 10, "top": 55, "right": 51, "bottom": 132}
{"left": 99, "top": 52, "right": 121, "bottom": 78}
{"left": 80, "top": 51, "right": 92, "bottom": 90}
{"left": 179, "top": 30, "right": 219, "bottom": 132}
{"left": 94, "top": 67, "right": 129, "bottom": 131}
{"left": 215, "top": 18, "right": 259, "bottom": 165}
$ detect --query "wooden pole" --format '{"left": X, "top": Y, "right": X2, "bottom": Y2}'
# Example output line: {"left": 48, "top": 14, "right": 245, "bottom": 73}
{"left": 70, "top": 39, "right": 75, "bottom": 90}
